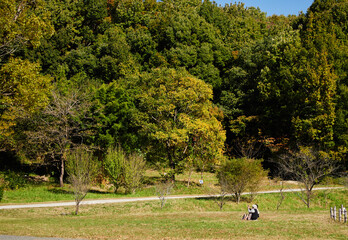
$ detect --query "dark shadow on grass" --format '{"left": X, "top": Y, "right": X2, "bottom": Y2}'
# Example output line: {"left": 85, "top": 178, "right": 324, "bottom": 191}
{"left": 88, "top": 189, "right": 114, "bottom": 194}
{"left": 142, "top": 176, "right": 205, "bottom": 188}
{"left": 195, "top": 196, "right": 235, "bottom": 201}
{"left": 25, "top": 176, "right": 50, "bottom": 185}
{"left": 195, "top": 195, "right": 252, "bottom": 203}
{"left": 48, "top": 187, "right": 117, "bottom": 195}
{"left": 142, "top": 176, "right": 162, "bottom": 186}
{"left": 142, "top": 176, "right": 203, "bottom": 186}
{"left": 176, "top": 180, "right": 202, "bottom": 187}
{"left": 47, "top": 188, "right": 74, "bottom": 195}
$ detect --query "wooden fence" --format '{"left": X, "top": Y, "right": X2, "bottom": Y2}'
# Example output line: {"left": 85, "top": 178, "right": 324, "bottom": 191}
{"left": 330, "top": 205, "right": 347, "bottom": 223}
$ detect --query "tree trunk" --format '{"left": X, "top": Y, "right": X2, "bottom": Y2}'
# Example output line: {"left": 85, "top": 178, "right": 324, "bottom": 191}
{"left": 187, "top": 166, "right": 193, "bottom": 187}
{"left": 306, "top": 186, "right": 312, "bottom": 208}
{"left": 169, "top": 157, "right": 176, "bottom": 182}
{"left": 306, "top": 194, "right": 310, "bottom": 208}
{"left": 171, "top": 171, "right": 175, "bottom": 182}
{"left": 75, "top": 201, "right": 80, "bottom": 215}
{"left": 59, "top": 158, "right": 65, "bottom": 187}
{"left": 277, "top": 181, "right": 285, "bottom": 210}
{"left": 236, "top": 193, "right": 240, "bottom": 204}
{"left": 167, "top": 144, "right": 176, "bottom": 182}
{"left": 200, "top": 163, "right": 205, "bottom": 181}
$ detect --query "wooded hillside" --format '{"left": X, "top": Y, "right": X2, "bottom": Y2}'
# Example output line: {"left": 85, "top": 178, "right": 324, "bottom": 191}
{"left": 1, "top": 0, "right": 347, "bottom": 181}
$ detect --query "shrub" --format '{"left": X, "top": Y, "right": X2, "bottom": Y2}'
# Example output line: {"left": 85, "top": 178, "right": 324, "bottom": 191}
{"left": 0, "top": 178, "right": 4, "bottom": 202}
{"left": 104, "top": 146, "right": 146, "bottom": 194}
{"left": 155, "top": 180, "right": 173, "bottom": 209}
{"left": 104, "top": 146, "right": 125, "bottom": 193}
{"left": 217, "top": 158, "right": 268, "bottom": 203}
{"left": 123, "top": 152, "right": 146, "bottom": 194}
{"left": 4, "top": 171, "right": 27, "bottom": 190}
{"left": 66, "top": 147, "right": 99, "bottom": 215}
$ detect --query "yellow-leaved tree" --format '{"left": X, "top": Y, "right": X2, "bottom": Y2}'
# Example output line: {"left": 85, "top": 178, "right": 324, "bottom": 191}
{"left": 133, "top": 68, "right": 225, "bottom": 180}
{"left": 0, "top": 0, "right": 53, "bottom": 150}
{"left": 0, "top": 58, "right": 52, "bottom": 149}
{"left": 0, "top": 0, "right": 54, "bottom": 58}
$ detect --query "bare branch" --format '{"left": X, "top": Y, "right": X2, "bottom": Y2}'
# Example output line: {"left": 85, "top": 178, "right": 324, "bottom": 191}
{"left": 276, "top": 146, "right": 338, "bottom": 208}
{"left": 22, "top": 89, "right": 94, "bottom": 187}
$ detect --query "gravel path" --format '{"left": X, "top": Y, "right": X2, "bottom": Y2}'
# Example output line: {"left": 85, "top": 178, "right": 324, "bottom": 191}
{"left": 0, "top": 187, "right": 344, "bottom": 210}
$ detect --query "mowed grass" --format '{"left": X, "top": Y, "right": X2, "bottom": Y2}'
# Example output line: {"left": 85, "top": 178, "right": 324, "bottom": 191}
{"left": 0, "top": 189, "right": 347, "bottom": 239}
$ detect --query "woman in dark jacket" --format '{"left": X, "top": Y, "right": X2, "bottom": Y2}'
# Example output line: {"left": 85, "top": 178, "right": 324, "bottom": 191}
{"left": 242, "top": 204, "right": 259, "bottom": 220}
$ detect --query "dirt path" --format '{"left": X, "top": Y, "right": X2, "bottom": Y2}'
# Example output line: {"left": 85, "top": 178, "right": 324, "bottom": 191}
{"left": 0, "top": 187, "right": 344, "bottom": 210}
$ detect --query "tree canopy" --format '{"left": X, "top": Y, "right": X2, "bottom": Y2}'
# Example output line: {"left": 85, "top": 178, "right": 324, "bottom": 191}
{"left": 1, "top": 0, "right": 347, "bottom": 178}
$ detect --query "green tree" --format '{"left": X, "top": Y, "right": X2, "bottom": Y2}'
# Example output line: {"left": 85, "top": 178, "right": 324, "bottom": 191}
{"left": 223, "top": 3, "right": 267, "bottom": 49}
{"left": 125, "top": 26, "right": 157, "bottom": 68}
{"left": 220, "top": 25, "right": 302, "bottom": 152}
{"left": 292, "top": 51, "right": 337, "bottom": 148}
{"left": 297, "top": 0, "right": 348, "bottom": 162}
{"left": 95, "top": 26, "right": 139, "bottom": 83}
{"left": 217, "top": 158, "right": 268, "bottom": 203}
{"left": 44, "top": 0, "right": 84, "bottom": 51}
{"left": 220, "top": 15, "right": 337, "bottom": 153}
{"left": 109, "top": 0, "right": 148, "bottom": 28}
{"left": 92, "top": 82, "right": 140, "bottom": 152}
{"left": 80, "top": 0, "right": 108, "bottom": 34}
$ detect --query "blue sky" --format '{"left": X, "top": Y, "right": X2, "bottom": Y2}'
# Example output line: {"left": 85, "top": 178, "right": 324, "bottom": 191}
{"left": 213, "top": 0, "right": 314, "bottom": 16}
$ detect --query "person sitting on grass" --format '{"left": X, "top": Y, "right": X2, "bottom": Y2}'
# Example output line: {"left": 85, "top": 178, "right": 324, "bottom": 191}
{"left": 242, "top": 204, "right": 259, "bottom": 220}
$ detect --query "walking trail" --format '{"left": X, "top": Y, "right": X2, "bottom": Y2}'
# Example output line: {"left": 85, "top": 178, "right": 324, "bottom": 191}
{"left": 0, "top": 187, "right": 344, "bottom": 210}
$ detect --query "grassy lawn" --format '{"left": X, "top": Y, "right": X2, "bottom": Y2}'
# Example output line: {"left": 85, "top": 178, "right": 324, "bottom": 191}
{"left": 0, "top": 169, "right": 346, "bottom": 239}
{"left": 0, "top": 170, "right": 215, "bottom": 204}
{"left": 0, "top": 189, "right": 347, "bottom": 239}
{"left": 0, "top": 170, "right": 342, "bottom": 204}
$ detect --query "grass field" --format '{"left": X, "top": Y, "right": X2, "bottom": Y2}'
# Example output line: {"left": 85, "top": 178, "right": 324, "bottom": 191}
{"left": 0, "top": 170, "right": 347, "bottom": 239}
{"left": 0, "top": 170, "right": 342, "bottom": 204}
{"left": 0, "top": 188, "right": 347, "bottom": 239}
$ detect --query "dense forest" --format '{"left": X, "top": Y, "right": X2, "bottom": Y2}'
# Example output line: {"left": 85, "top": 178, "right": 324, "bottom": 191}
{"left": 0, "top": 0, "right": 347, "bottom": 186}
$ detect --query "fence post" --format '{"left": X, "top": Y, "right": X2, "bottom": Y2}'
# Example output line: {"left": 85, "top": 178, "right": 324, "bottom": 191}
{"left": 334, "top": 206, "right": 337, "bottom": 221}
{"left": 330, "top": 207, "right": 333, "bottom": 219}
{"left": 339, "top": 208, "right": 342, "bottom": 222}
{"left": 344, "top": 207, "right": 347, "bottom": 224}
